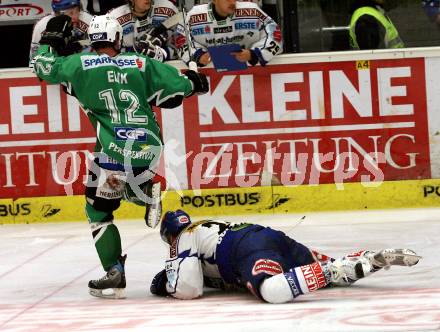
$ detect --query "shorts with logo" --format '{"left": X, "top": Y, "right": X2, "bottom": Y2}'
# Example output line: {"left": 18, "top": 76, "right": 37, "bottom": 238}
{"left": 216, "top": 225, "right": 315, "bottom": 300}
{"left": 85, "top": 153, "right": 153, "bottom": 214}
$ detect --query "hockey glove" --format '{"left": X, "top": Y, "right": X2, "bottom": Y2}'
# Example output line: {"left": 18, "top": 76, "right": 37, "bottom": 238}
{"left": 40, "top": 15, "right": 74, "bottom": 54}
{"left": 141, "top": 25, "right": 168, "bottom": 48}
{"left": 184, "top": 70, "right": 209, "bottom": 96}
{"left": 138, "top": 33, "right": 167, "bottom": 49}
{"left": 61, "top": 39, "right": 83, "bottom": 56}
{"left": 136, "top": 40, "right": 167, "bottom": 62}
{"left": 150, "top": 269, "right": 169, "bottom": 296}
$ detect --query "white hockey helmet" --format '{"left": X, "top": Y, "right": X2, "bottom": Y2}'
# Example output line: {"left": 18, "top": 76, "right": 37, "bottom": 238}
{"left": 88, "top": 15, "right": 123, "bottom": 47}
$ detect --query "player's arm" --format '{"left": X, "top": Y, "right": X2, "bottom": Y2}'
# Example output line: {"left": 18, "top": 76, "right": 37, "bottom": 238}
{"left": 32, "top": 45, "right": 66, "bottom": 84}
{"left": 29, "top": 17, "right": 47, "bottom": 64}
{"left": 248, "top": 7, "right": 283, "bottom": 66}
{"left": 151, "top": 233, "right": 204, "bottom": 299}
{"left": 31, "top": 15, "right": 78, "bottom": 84}
{"left": 166, "top": 253, "right": 204, "bottom": 299}
{"left": 144, "top": 57, "right": 208, "bottom": 108}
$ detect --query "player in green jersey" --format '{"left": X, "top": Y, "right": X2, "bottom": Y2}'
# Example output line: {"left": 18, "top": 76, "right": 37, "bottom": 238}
{"left": 32, "top": 14, "right": 209, "bottom": 299}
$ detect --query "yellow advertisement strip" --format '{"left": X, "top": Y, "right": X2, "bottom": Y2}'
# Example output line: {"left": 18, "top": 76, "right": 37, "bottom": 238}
{"left": 0, "top": 196, "right": 144, "bottom": 224}
{"left": 162, "top": 186, "right": 273, "bottom": 217}
{"left": 273, "top": 179, "right": 440, "bottom": 213}
{"left": 1, "top": 179, "right": 440, "bottom": 224}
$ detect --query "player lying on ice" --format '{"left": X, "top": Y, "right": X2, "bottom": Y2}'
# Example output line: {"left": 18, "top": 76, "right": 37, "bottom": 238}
{"left": 150, "top": 210, "right": 421, "bottom": 303}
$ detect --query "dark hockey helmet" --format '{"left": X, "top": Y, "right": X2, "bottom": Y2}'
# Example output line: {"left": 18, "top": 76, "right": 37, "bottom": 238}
{"left": 52, "top": 0, "right": 80, "bottom": 12}
{"left": 160, "top": 210, "right": 192, "bottom": 244}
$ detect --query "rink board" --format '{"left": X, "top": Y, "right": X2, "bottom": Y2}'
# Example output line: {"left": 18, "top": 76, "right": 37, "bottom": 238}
{"left": 2, "top": 48, "right": 440, "bottom": 223}
{"left": 1, "top": 178, "right": 440, "bottom": 224}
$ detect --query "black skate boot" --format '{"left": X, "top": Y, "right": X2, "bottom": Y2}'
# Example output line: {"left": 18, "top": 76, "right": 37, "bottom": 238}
{"left": 144, "top": 181, "right": 161, "bottom": 228}
{"left": 89, "top": 255, "right": 127, "bottom": 299}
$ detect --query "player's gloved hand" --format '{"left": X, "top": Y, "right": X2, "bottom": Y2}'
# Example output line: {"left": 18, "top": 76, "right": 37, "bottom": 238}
{"left": 141, "top": 25, "right": 168, "bottom": 48}
{"left": 136, "top": 40, "right": 166, "bottom": 62}
{"left": 184, "top": 70, "right": 209, "bottom": 96}
{"left": 138, "top": 33, "right": 167, "bottom": 49}
{"left": 150, "top": 269, "right": 169, "bottom": 296}
{"left": 150, "top": 23, "right": 168, "bottom": 38}
{"left": 40, "top": 15, "right": 74, "bottom": 54}
{"left": 60, "top": 40, "right": 83, "bottom": 56}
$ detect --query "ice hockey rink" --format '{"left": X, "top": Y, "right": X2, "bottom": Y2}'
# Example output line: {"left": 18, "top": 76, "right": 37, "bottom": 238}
{"left": 1, "top": 208, "right": 439, "bottom": 332}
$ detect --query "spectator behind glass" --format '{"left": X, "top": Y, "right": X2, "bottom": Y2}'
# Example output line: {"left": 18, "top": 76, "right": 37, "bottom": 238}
{"left": 349, "top": 0, "right": 404, "bottom": 50}
{"left": 422, "top": 0, "right": 440, "bottom": 26}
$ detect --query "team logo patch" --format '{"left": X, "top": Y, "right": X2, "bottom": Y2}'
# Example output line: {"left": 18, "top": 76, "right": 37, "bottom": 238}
{"left": 192, "top": 25, "right": 211, "bottom": 36}
{"left": 177, "top": 215, "right": 189, "bottom": 224}
{"left": 235, "top": 8, "right": 267, "bottom": 21}
{"left": 174, "top": 34, "right": 186, "bottom": 48}
{"left": 81, "top": 55, "right": 139, "bottom": 70}
{"left": 114, "top": 127, "right": 147, "bottom": 141}
{"left": 135, "top": 57, "right": 145, "bottom": 71}
{"left": 123, "top": 25, "right": 134, "bottom": 35}
{"left": 78, "top": 20, "right": 88, "bottom": 33}
{"left": 154, "top": 6, "right": 175, "bottom": 16}
{"left": 214, "top": 26, "right": 233, "bottom": 34}
{"left": 300, "top": 262, "right": 326, "bottom": 292}
{"left": 117, "top": 13, "right": 132, "bottom": 25}
{"left": 89, "top": 32, "right": 108, "bottom": 42}
{"left": 189, "top": 13, "right": 208, "bottom": 24}
{"left": 252, "top": 259, "right": 283, "bottom": 276}
{"left": 234, "top": 21, "right": 257, "bottom": 30}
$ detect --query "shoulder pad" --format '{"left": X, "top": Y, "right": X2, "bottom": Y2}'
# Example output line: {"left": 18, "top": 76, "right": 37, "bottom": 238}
{"left": 109, "top": 4, "right": 131, "bottom": 17}
{"left": 188, "top": 4, "right": 209, "bottom": 15}
{"left": 154, "top": 0, "right": 178, "bottom": 11}
{"left": 79, "top": 10, "right": 93, "bottom": 23}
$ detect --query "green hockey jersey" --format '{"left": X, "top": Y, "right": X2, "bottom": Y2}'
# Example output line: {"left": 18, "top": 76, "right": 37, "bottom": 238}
{"left": 33, "top": 45, "right": 193, "bottom": 168}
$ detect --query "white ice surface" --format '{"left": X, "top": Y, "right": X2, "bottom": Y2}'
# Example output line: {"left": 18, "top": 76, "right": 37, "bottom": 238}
{"left": 0, "top": 208, "right": 439, "bottom": 332}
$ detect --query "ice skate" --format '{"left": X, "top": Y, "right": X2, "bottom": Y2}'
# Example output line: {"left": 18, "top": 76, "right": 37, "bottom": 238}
{"left": 370, "top": 249, "right": 421, "bottom": 268}
{"left": 361, "top": 248, "right": 421, "bottom": 270}
{"left": 89, "top": 255, "right": 126, "bottom": 299}
{"left": 326, "top": 256, "right": 372, "bottom": 287}
{"left": 145, "top": 181, "right": 162, "bottom": 228}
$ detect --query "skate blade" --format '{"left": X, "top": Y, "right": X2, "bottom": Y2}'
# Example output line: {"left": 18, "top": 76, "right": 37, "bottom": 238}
{"left": 374, "top": 249, "right": 422, "bottom": 267}
{"left": 89, "top": 287, "right": 126, "bottom": 299}
{"left": 146, "top": 182, "right": 161, "bottom": 229}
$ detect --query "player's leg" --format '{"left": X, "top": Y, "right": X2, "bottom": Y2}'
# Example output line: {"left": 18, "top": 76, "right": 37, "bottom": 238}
{"left": 123, "top": 169, "right": 162, "bottom": 228}
{"left": 330, "top": 248, "right": 421, "bottom": 286}
{"left": 85, "top": 161, "right": 126, "bottom": 299}
{"left": 235, "top": 228, "right": 370, "bottom": 303}
{"left": 233, "top": 227, "right": 317, "bottom": 303}
{"left": 258, "top": 255, "right": 372, "bottom": 303}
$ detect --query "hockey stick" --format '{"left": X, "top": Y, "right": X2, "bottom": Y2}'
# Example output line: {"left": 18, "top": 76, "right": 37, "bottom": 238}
{"left": 179, "top": 1, "right": 198, "bottom": 72}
